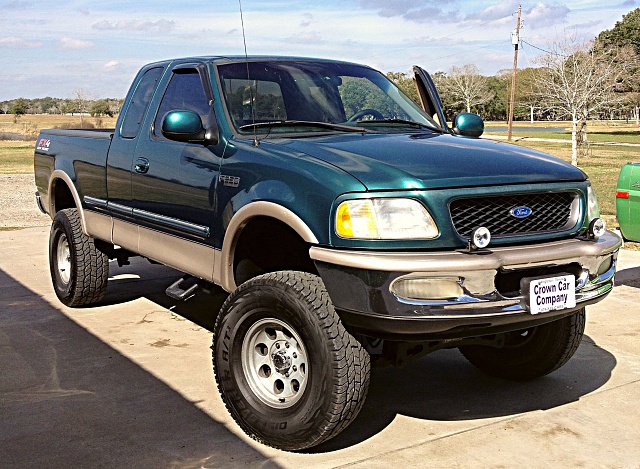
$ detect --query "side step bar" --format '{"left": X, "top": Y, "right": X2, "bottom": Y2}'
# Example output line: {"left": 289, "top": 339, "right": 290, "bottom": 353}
{"left": 166, "top": 275, "right": 200, "bottom": 301}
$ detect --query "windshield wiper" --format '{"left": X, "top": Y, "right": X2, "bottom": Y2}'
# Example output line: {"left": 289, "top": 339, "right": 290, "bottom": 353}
{"left": 355, "top": 118, "right": 439, "bottom": 131}
{"left": 239, "top": 120, "right": 368, "bottom": 133}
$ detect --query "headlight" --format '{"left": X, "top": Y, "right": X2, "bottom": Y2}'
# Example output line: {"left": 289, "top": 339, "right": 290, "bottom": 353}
{"left": 587, "top": 183, "right": 601, "bottom": 221}
{"left": 336, "top": 198, "right": 439, "bottom": 239}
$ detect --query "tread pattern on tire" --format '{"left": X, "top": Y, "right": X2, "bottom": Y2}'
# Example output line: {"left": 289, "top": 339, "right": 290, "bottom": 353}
{"left": 459, "top": 309, "right": 586, "bottom": 381}
{"left": 212, "top": 271, "right": 370, "bottom": 451}
{"left": 51, "top": 208, "right": 109, "bottom": 306}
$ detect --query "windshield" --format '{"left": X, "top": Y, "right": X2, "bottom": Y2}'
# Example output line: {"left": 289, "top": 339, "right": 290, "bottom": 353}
{"left": 216, "top": 60, "right": 440, "bottom": 135}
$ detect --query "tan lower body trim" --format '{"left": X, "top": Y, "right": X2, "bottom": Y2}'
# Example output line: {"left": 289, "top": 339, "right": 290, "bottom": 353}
{"left": 106, "top": 217, "right": 218, "bottom": 283}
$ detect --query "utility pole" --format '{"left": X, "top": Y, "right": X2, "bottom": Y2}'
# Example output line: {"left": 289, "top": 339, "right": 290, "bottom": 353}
{"left": 507, "top": 4, "right": 522, "bottom": 142}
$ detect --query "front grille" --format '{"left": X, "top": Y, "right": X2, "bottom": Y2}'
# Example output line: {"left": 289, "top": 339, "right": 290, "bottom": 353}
{"left": 450, "top": 192, "right": 577, "bottom": 238}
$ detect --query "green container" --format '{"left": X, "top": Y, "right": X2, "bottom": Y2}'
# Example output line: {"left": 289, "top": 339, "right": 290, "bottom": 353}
{"left": 616, "top": 162, "right": 640, "bottom": 242}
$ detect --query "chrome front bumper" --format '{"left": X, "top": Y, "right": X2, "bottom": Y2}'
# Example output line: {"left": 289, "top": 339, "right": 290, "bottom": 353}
{"left": 311, "top": 231, "right": 621, "bottom": 339}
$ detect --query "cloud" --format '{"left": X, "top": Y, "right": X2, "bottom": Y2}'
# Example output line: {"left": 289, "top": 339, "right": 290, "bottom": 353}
{"left": 0, "top": 36, "right": 42, "bottom": 48}
{"left": 288, "top": 31, "right": 324, "bottom": 44}
{"left": 407, "top": 7, "right": 460, "bottom": 23}
{"left": 619, "top": 0, "right": 637, "bottom": 6}
{"left": 466, "top": 0, "right": 519, "bottom": 22}
{"left": 357, "top": 0, "right": 423, "bottom": 18}
{"left": 358, "top": 0, "right": 569, "bottom": 27}
{"left": 572, "top": 20, "right": 602, "bottom": 30}
{"left": 300, "top": 13, "right": 313, "bottom": 27}
{"left": 104, "top": 60, "right": 120, "bottom": 69}
{"left": 92, "top": 19, "right": 175, "bottom": 33}
{"left": 58, "top": 37, "right": 94, "bottom": 50}
{"left": 356, "top": 0, "right": 468, "bottom": 23}
{"left": 0, "top": 1, "right": 33, "bottom": 10}
{"left": 525, "top": 2, "right": 571, "bottom": 27}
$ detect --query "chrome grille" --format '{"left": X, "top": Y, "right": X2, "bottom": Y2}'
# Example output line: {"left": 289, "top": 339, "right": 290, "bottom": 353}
{"left": 450, "top": 192, "right": 577, "bottom": 238}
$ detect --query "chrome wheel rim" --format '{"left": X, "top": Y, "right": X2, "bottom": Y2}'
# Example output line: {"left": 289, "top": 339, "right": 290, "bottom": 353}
{"left": 241, "top": 318, "right": 308, "bottom": 408}
{"left": 56, "top": 234, "right": 71, "bottom": 285}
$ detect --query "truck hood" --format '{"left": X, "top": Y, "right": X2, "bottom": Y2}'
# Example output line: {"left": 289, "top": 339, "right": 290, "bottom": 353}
{"left": 282, "top": 132, "right": 586, "bottom": 191}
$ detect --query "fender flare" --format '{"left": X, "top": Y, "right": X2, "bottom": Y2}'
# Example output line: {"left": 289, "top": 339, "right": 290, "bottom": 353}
{"left": 215, "top": 201, "right": 319, "bottom": 292}
{"left": 48, "top": 170, "right": 89, "bottom": 235}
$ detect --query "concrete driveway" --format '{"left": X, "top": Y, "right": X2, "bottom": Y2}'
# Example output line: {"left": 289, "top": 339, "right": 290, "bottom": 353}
{"left": 1, "top": 226, "right": 639, "bottom": 468}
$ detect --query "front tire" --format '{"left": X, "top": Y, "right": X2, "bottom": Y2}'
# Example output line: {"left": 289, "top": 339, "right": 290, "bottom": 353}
{"left": 459, "top": 309, "right": 586, "bottom": 381}
{"left": 49, "top": 208, "right": 109, "bottom": 306}
{"left": 212, "top": 271, "right": 370, "bottom": 450}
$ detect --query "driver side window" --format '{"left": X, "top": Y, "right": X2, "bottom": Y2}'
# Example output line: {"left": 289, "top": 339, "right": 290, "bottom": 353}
{"left": 154, "top": 69, "right": 211, "bottom": 138}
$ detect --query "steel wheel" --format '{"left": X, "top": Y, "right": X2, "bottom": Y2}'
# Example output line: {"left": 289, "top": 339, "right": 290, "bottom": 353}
{"left": 241, "top": 318, "right": 308, "bottom": 408}
{"left": 49, "top": 208, "right": 109, "bottom": 306}
{"left": 56, "top": 234, "right": 71, "bottom": 285}
{"left": 213, "top": 271, "right": 371, "bottom": 450}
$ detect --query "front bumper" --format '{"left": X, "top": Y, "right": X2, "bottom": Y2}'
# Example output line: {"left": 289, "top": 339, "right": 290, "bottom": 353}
{"left": 310, "top": 231, "right": 621, "bottom": 340}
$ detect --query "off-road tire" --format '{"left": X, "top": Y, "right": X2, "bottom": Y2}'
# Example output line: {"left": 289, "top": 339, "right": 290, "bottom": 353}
{"left": 212, "top": 271, "right": 370, "bottom": 451}
{"left": 459, "top": 309, "right": 586, "bottom": 381}
{"left": 49, "top": 208, "right": 109, "bottom": 306}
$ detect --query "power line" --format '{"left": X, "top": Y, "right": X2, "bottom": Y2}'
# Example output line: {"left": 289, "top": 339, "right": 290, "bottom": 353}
{"left": 429, "top": 39, "right": 508, "bottom": 61}
{"left": 521, "top": 40, "right": 553, "bottom": 55}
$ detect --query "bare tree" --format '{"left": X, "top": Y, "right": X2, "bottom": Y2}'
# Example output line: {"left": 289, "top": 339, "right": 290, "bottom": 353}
{"left": 534, "top": 36, "right": 633, "bottom": 166}
{"left": 438, "top": 64, "right": 495, "bottom": 114}
{"left": 72, "top": 89, "right": 92, "bottom": 128}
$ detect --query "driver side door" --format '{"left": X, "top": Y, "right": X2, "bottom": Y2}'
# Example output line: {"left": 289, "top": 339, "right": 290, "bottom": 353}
{"left": 131, "top": 64, "right": 222, "bottom": 280}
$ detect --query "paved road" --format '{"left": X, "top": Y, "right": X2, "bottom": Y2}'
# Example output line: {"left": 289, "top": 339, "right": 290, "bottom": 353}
{"left": 1, "top": 227, "right": 639, "bottom": 468}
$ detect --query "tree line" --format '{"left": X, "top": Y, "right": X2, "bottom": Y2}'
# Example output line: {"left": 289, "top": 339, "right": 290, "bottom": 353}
{"left": 388, "top": 8, "right": 640, "bottom": 166}
{"left": 389, "top": 8, "right": 640, "bottom": 126}
{"left": 1, "top": 96, "right": 123, "bottom": 121}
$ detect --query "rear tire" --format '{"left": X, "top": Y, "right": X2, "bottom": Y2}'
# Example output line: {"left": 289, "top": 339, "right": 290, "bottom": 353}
{"left": 459, "top": 309, "right": 586, "bottom": 381}
{"left": 49, "top": 208, "right": 109, "bottom": 306}
{"left": 212, "top": 271, "right": 370, "bottom": 450}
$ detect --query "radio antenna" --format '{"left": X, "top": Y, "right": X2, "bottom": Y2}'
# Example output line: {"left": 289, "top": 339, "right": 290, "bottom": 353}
{"left": 238, "top": 0, "right": 259, "bottom": 146}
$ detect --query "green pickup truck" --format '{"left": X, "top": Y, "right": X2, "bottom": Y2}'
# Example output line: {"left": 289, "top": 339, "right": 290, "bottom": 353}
{"left": 616, "top": 162, "right": 640, "bottom": 241}
{"left": 34, "top": 56, "right": 621, "bottom": 450}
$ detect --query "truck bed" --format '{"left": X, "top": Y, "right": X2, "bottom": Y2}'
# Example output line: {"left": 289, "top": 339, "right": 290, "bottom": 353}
{"left": 34, "top": 128, "right": 114, "bottom": 216}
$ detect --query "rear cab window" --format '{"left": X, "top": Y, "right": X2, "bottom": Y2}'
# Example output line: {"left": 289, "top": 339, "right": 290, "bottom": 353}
{"left": 120, "top": 67, "right": 164, "bottom": 139}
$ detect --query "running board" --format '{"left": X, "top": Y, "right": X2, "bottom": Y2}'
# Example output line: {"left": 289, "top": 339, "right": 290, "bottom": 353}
{"left": 166, "top": 275, "right": 199, "bottom": 301}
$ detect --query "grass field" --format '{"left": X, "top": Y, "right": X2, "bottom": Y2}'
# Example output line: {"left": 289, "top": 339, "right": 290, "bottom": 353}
{"left": 0, "top": 141, "right": 36, "bottom": 174}
{"left": 0, "top": 114, "right": 118, "bottom": 174}
{"left": 0, "top": 114, "right": 118, "bottom": 138}
{"left": 1, "top": 115, "right": 639, "bottom": 246}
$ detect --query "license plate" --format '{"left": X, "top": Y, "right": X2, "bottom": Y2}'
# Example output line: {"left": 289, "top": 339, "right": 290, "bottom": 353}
{"left": 522, "top": 274, "right": 576, "bottom": 315}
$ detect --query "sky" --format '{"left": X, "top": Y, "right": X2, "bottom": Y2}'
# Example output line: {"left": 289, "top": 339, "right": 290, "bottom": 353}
{"left": 0, "top": 0, "right": 638, "bottom": 101}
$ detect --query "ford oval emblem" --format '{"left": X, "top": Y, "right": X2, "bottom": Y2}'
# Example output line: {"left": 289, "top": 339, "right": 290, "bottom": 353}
{"left": 510, "top": 206, "right": 533, "bottom": 218}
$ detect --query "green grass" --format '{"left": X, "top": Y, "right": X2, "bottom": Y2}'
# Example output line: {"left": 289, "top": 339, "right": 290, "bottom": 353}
{"left": 0, "top": 141, "right": 35, "bottom": 174}
{"left": 0, "top": 114, "right": 118, "bottom": 174}
{"left": 484, "top": 120, "right": 640, "bottom": 144}
{"left": 507, "top": 139, "right": 640, "bottom": 217}
{"left": 504, "top": 126, "right": 640, "bottom": 250}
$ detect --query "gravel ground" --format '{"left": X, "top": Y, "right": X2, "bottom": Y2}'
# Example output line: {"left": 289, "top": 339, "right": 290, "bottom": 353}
{"left": 0, "top": 174, "right": 51, "bottom": 228}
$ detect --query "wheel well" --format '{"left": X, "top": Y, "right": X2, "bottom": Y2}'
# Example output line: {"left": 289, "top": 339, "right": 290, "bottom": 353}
{"left": 52, "top": 178, "right": 76, "bottom": 212}
{"left": 233, "top": 216, "right": 317, "bottom": 286}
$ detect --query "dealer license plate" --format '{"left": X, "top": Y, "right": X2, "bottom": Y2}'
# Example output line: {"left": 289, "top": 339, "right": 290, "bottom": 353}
{"left": 522, "top": 274, "right": 576, "bottom": 315}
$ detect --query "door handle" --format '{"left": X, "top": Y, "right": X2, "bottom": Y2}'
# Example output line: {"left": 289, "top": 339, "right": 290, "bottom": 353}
{"left": 134, "top": 158, "right": 150, "bottom": 174}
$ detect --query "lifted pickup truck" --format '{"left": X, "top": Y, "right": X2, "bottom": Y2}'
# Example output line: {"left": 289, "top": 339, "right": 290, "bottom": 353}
{"left": 35, "top": 56, "right": 621, "bottom": 450}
